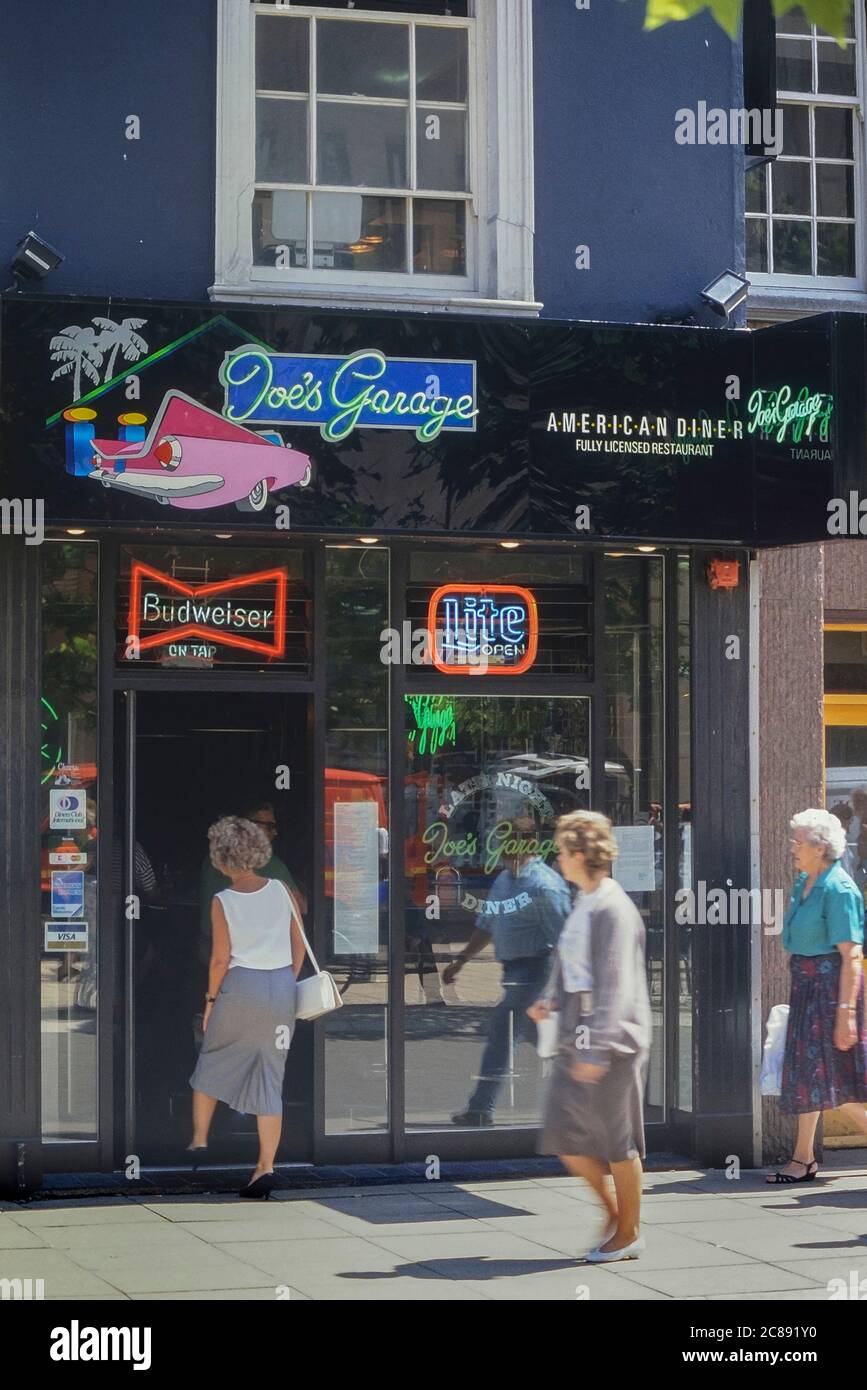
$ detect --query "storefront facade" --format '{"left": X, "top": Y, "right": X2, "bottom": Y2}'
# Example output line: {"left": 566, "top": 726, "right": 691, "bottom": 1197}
{"left": 1, "top": 295, "right": 864, "bottom": 1191}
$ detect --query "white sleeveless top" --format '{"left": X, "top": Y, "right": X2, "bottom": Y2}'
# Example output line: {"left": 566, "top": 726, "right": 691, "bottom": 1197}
{"left": 217, "top": 878, "right": 295, "bottom": 970}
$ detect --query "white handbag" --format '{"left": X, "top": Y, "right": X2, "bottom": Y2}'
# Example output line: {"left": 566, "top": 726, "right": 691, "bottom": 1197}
{"left": 287, "top": 893, "right": 344, "bottom": 1021}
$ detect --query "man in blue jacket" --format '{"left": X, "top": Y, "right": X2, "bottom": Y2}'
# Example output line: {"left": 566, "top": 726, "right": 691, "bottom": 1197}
{"left": 445, "top": 818, "right": 572, "bottom": 1125}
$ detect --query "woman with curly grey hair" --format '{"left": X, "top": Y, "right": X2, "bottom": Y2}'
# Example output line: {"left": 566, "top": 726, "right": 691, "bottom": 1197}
{"left": 767, "top": 808, "right": 867, "bottom": 1183}
{"left": 528, "top": 810, "right": 652, "bottom": 1262}
{"left": 188, "top": 816, "right": 306, "bottom": 1199}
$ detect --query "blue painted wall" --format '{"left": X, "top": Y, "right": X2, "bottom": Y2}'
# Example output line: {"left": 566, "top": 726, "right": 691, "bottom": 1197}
{"left": 0, "top": 0, "right": 743, "bottom": 324}
{"left": 533, "top": 0, "right": 745, "bottom": 324}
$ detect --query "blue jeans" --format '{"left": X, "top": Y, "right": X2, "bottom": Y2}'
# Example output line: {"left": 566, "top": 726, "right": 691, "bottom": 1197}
{"left": 467, "top": 955, "right": 551, "bottom": 1115}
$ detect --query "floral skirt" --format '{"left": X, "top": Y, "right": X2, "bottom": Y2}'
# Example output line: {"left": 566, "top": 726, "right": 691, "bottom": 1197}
{"left": 779, "top": 953, "right": 867, "bottom": 1114}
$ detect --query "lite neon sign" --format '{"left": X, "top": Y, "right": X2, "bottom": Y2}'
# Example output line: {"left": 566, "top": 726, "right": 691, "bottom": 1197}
{"left": 746, "top": 385, "right": 834, "bottom": 444}
{"left": 427, "top": 585, "right": 538, "bottom": 676}
{"left": 221, "top": 347, "right": 477, "bottom": 443}
{"left": 127, "top": 562, "right": 287, "bottom": 658}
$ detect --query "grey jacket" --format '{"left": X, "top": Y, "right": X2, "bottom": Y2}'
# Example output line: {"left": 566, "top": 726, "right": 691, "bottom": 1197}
{"left": 541, "top": 878, "right": 652, "bottom": 1067}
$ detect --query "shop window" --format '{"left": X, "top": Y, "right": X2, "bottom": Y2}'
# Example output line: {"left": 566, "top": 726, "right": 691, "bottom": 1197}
{"left": 746, "top": 7, "right": 865, "bottom": 289}
{"left": 214, "top": 2, "right": 537, "bottom": 311}
{"left": 40, "top": 541, "right": 100, "bottom": 1142}
{"left": 115, "top": 545, "right": 311, "bottom": 673}
{"left": 824, "top": 625, "right": 867, "bottom": 896}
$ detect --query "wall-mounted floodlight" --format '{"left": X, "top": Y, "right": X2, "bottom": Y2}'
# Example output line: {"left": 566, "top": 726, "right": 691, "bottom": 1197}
{"left": 700, "top": 269, "right": 750, "bottom": 319}
{"left": 10, "top": 230, "right": 65, "bottom": 285}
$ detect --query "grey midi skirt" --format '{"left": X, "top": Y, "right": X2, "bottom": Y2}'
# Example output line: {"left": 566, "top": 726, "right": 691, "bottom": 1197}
{"left": 537, "top": 1048, "right": 649, "bottom": 1163}
{"left": 189, "top": 964, "right": 296, "bottom": 1116}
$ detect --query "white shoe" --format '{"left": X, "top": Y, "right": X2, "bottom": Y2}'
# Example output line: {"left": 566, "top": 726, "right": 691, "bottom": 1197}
{"left": 585, "top": 1235, "right": 645, "bottom": 1263}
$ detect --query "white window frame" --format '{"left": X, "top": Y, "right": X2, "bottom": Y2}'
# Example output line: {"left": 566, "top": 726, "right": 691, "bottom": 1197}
{"left": 213, "top": 0, "right": 539, "bottom": 315}
{"left": 746, "top": 6, "right": 867, "bottom": 320}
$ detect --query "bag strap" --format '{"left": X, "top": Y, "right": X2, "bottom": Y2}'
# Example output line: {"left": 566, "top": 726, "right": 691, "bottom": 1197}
{"left": 280, "top": 882, "right": 321, "bottom": 976}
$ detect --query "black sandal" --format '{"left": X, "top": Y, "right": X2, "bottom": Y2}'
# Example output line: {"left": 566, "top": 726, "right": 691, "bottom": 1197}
{"left": 766, "top": 1159, "right": 818, "bottom": 1184}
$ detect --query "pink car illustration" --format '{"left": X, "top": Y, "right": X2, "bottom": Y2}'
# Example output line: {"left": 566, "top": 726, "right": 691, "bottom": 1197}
{"left": 63, "top": 390, "right": 312, "bottom": 512}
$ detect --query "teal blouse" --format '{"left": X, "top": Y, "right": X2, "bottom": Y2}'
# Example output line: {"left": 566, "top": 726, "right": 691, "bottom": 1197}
{"left": 783, "top": 859, "right": 865, "bottom": 956}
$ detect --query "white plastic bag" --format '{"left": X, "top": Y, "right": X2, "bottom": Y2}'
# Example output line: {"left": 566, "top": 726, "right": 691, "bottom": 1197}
{"left": 760, "top": 1004, "right": 789, "bottom": 1096}
{"left": 536, "top": 1013, "right": 560, "bottom": 1059}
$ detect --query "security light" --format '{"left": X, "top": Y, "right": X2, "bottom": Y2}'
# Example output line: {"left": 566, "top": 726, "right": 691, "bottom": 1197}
{"left": 10, "top": 230, "right": 65, "bottom": 284}
{"left": 701, "top": 269, "right": 750, "bottom": 319}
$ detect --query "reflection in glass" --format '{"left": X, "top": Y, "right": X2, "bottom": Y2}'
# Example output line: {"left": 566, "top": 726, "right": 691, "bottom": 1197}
{"left": 253, "top": 189, "right": 308, "bottom": 267}
{"left": 773, "top": 219, "right": 811, "bottom": 274}
{"left": 817, "top": 223, "right": 855, "bottom": 277}
{"left": 317, "top": 19, "right": 409, "bottom": 99}
{"left": 256, "top": 98, "right": 308, "bottom": 185}
{"left": 814, "top": 107, "right": 853, "bottom": 160}
{"left": 416, "top": 26, "right": 468, "bottom": 103}
{"left": 676, "top": 557, "right": 693, "bottom": 1112}
{"left": 777, "top": 37, "right": 813, "bottom": 94}
{"left": 772, "top": 160, "right": 811, "bottom": 216}
{"left": 256, "top": 14, "right": 309, "bottom": 92}
{"left": 41, "top": 542, "right": 100, "bottom": 1141}
{"left": 417, "top": 109, "right": 468, "bottom": 192}
{"left": 746, "top": 218, "right": 769, "bottom": 273}
{"left": 404, "top": 696, "right": 589, "bottom": 1130}
{"left": 817, "top": 43, "right": 856, "bottom": 97}
{"left": 816, "top": 163, "right": 853, "bottom": 219}
{"left": 324, "top": 548, "right": 390, "bottom": 1134}
{"left": 317, "top": 102, "right": 407, "bottom": 188}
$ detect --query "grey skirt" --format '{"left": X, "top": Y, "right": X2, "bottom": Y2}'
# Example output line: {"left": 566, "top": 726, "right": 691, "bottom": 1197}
{"left": 537, "top": 1048, "right": 648, "bottom": 1163}
{"left": 189, "top": 964, "right": 296, "bottom": 1116}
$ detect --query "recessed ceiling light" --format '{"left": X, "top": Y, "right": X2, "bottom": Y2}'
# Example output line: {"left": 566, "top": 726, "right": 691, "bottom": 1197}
{"left": 500, "top": 541, "right": 520, "bottom": 550}
{"left": 636, "top": 545, "right": 658, "bottom": 553}
{"left": 358, "top": 536, "right": 379, "bottom": 545}
{"left": 214, "top": 533, "right": 233, "bottom": 540}
{"left": 66, "top": 528, "right": 86, "bottom": 536}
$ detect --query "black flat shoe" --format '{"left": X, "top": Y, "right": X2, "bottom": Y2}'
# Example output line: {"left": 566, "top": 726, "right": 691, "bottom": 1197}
{"left": 239, "top": 1171, "right": 277, "bottom": 1200}
{"left": 184, "top": 1146, "right": 208, "bottom": 1173}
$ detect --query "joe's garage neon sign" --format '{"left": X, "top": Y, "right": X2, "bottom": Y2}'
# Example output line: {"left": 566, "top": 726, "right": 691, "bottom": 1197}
{"left": 427, "top": 585, "right": 538, "bottom": 675}
{"left": 127, "top": 563, "right": 288, "bottom": 659}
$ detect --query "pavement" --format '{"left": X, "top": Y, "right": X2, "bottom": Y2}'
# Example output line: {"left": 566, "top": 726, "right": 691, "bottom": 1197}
{"left": 2, "top": 1154, "right": 867, "bottom": 1301}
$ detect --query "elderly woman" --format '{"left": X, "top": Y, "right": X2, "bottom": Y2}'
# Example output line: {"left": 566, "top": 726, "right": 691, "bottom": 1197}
{"left": 528, "top": 811, "right": 652, "bottom": 1262}
{"left": 188, "top": 816, "right": 306, "bottom": 1199}
{"left": 768, "top": 808, "right": 867, "bottom": 1183}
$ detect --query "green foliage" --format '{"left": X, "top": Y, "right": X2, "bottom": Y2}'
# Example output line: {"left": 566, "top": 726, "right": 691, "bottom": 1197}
{"left": 642, "top": 0, "right": 853, "bottom": 39}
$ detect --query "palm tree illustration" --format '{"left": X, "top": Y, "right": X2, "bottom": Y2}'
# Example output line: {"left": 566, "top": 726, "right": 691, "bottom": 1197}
{"left": 49, "top": 325, "right": 105, "bottom": 402}
{"left": 92, "top": 316, "right": 149, "bottom": 382}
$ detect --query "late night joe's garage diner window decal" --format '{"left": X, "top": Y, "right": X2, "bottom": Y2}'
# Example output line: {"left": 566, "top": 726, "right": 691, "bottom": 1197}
{"left": 427, "top": 585, "right": 539, "bottom": 676}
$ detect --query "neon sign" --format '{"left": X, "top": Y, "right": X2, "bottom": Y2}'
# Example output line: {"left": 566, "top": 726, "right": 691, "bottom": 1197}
{"left": 427, "top": 585, "right": 538, "bottom": 676}
{"left": 127, "top": 563, "right": 287, "bottom": 658}
{"left": 221, "top": 347, "right": 477, "bottom": 443}
{"left": 405, "top": 695, "right": 457, "bottom": 756}
{"left": 746, "top": 385, "right": 834, "bottom": 444}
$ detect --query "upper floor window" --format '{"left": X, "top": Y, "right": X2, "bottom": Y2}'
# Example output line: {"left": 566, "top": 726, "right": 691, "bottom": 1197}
{"left": 746, "top": 7, "right": 865, "bottom": 289}
{"left": 214, "top": 2, "right": 537, "bottom": 312}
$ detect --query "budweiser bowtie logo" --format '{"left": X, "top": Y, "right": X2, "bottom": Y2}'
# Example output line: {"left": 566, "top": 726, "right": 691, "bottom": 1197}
{"left": 128, "top": 562, "right": 288, "bottom": 657}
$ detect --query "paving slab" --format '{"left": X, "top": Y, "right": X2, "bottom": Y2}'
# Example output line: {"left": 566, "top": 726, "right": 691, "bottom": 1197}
{"left": 0, "top": 1248, "right": 131, "bottom": 1298}
{"left": 612, "top": 1260, "right": 820, "bottom": 1298}
{"left": 666, "top": 1214, "right": 867, "bottom": 1263}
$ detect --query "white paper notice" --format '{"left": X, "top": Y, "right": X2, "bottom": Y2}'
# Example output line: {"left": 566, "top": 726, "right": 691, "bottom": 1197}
{"left": 333, "top": 801, "right": 380, "bottom": 955}
{"left": 612, "top": 825, "right": 658, "bottom": 893}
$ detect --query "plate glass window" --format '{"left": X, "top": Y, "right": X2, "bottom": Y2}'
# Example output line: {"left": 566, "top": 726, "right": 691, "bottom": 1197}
{"left": 252, "top": 3, "right": 471, "bottom": 279}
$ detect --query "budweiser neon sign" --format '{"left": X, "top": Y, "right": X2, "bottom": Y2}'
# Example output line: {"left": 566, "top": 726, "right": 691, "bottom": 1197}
{"left": 127, "top": 562, "right": 288, "bottom": 657}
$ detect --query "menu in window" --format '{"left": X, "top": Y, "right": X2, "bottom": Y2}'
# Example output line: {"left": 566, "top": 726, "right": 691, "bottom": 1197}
{"left": 333, "top": 801, "right": 380, "bottom": 955}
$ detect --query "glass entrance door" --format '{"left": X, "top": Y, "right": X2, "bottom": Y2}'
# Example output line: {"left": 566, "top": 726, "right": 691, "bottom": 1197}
{"left": 122, "top": 689, "right": 312, "bottom": 1165}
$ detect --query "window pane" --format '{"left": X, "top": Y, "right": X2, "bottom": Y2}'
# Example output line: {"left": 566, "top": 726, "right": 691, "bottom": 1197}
{"left": 256, "top": 14, "right": 309, "bottom": 92}
{"left": 825, "top": 631, "right": 867, "bottom": 694}
{"left": 773, "top": 218, "right": 812, "bottom": 273}
{"left": 417, "top": 108, "right": 467, "bottom": 191}
{"left": 313, "top": 192, "right": 407, "bottom": 271}
{"left": 778, "top": 37, "right": 813, "bottom": 92}
{"left": 317, "top": 18, "right": 409, "bottom": 98}
{"left": 815, "top": 106, "right": 853, "bottom": 159}
{"left": 817, "top": 221, "right": 855, "bottom": 276}
{"left": 253, "top": 189, "right": 308, "bottom": 266}
{"left": 416, "top": 25, "right": 468, "bottom": 102}
{"left": 816, "top": 162, "right": 854, "bottom": 218}
{"left": 746, "top": 218, "right": 769, "bottom": 272}
{"left": 404, "top": 696, "right": 589, "bottom": 1132}
{"left": 317, "top": 101, "right": 407, "bottom": 187}
{"left": 781, "top": 104, "right": 810, "bottom": 157}
{"left": 413, "top": 198, "right": 466, "bottom": 275}
{"left": 817, "top": 43, "right": 857, "bottom": 96}
{"left": 745, "top": 165, "right": 767, "bottom": 213}
{"left": 772, "top": 160, "right": 812, "bottom": 215}
{"left": 776, "top": 9, "right": 810, "bottom": 34}
{"left": 256, "top": 98, "right": 308, "bottom": 183}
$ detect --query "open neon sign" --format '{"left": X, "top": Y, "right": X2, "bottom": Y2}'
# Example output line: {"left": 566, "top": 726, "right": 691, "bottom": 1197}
{"left": 427, "top": 585, "right": 538, "bottom": 676}
{"left": 127, "top": 562, "right": 288, "bottom": 658}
